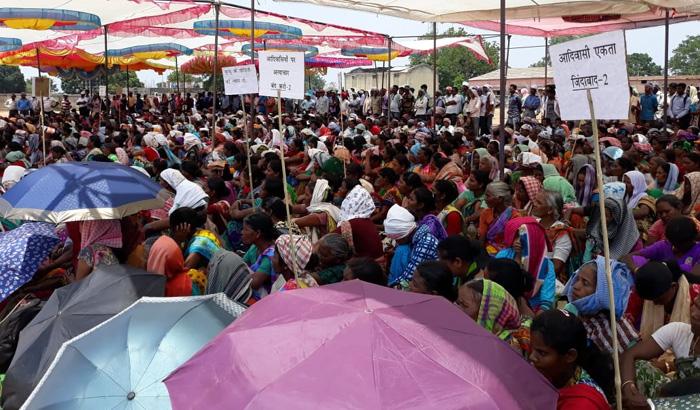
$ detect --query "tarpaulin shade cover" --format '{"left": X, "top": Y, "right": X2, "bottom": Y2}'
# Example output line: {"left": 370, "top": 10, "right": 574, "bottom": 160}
{"left": 241, "top": 42, "right": 318, "bottom": 58}
{"left": 0, "top": 37, "right": 21, "bottom": 52}
{"left": 393, "top": 36, "right": 491, "bottom": 62}
{"left": 0, "top": 7, "right": 101, "bottom": 31}
{"left": 106, "top": 42, "right": 194, "bottom": 59}
{"left": 461, "top": 9, "right": 700, "bottom": 37}
{"left": 304, "top": 56, "right": 373, "bottom": 68}
{"left": 341, "top": 46, "right": 399, "bottom": 62}
{"left": 22, "top": 294, "right": 246, "bottom": 410}
{"left": 275, "top": 0, "right": 700, "bottom": 22}
{"left": 194, "top": 20, "right": 303, "bottom": 40}
{"left": 181, "top": 54, "right": 237, "bottom": 74}
{"left": 52, "top": 66, "right": 125, "bottom": 81}
{"left": 0, "top": 162, "right": 169, "bottom": 224}
{"left": 165, "top": 280, "right": 558, "bottom": 410}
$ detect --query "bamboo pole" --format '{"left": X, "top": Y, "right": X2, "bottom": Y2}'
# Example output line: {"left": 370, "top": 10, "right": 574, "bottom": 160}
{"left": 241, "top": 98, "right": 256, "bottom": 206}
{"left": 277, "top": 89, "right": 298, "bottom": 280}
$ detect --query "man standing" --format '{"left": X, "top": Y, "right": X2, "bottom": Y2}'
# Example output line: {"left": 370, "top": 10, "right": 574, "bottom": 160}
{"left": 507, "top": 84, "right": 522, "bottom": 129}
{"left": 316, "top": 90, "right": 329, "bottom": 117}
{"left": 445, "top": 87, "right": 463, "bottom": 124}
{"left": 639, "top": 84, "right": 658, "bottom": 125}
{"left": 76, "top": 92, "right": 89, "bottom": 117}
{"left": 16, "top": 93, "right": 31, "bottom": 116}
{"left": 542, "top": 86, "right": 561, "bottom": 126}
{"left": 4, "top": 94, "right": 17, "bottom": 117}
{"left": 60, "top": 95, "right": 72, "bottom": 115}
{"left": 522, "top": 86, "right": 540, "bottom": 119}
{"left": 668, "top": 83, "right": 691, "bottom": 129}
{"left": 401, "top": 86, "right": 415, "bottom": 117}
{"left": 389, "top": 85, "right": 401, "bottom": 120}
{"left": 479, "top": 85, "right": 494, "bottom": 136}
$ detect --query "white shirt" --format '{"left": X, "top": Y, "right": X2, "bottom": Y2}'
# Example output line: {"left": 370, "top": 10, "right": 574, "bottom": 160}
{"left": 652, "top": 322, "right": 694, "bottom": 358}
{"left": 390, "top": 94, "right": 401, "bottom": 113}
{"left": 479, "top": 94, "right": 489, "bottom": 116}
{"left": 415, "top": 96, "right": 428, "bottom": 115}
{"left": 316, "top": 96, "right": 329, "bottom": 114}
{"left": 445, "top": 94, "right": 464, "bottom": 115}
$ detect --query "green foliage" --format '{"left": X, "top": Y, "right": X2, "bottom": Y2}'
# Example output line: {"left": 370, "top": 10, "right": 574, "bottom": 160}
{"left": 59, "top": 76, "right": 86, "bottom": 94}
{"left": 167, "top": 71, "right": 200, "bottom": 85}
{"left": 409, "top": 27, "right": 499, "bottom": 89}
{"left": 669, "top": 35, "right": 700, "bottom": 75}
{"left": 306, "top": 69, "right": 326, "bottom": 90}
{"left": 202, "top": 73, "right": 223, "bottom": 92}
{"left": 0, "top": 65, "right": 26, "bottom": 93}
{"left": 627, "top": 53, "right": 662, "bottom": 76}
{"left": 529, "top": 36, "right": 579, "bottom": 67}
{"left": 108, "top": 71, "right": 144, "bottom": 94}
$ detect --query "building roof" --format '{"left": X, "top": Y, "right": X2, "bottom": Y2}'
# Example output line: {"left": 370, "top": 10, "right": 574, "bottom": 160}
{"left": 469, "top": 67, "right": 553, "bottom": 82}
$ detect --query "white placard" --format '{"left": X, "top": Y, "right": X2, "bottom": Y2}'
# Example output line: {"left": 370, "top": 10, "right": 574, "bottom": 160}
{"left": 258, "top": 51, "right": 304, "bottom": 100}
{"left": 32, "top": 77, "right": 50, "bottom": 97}
{"left": 550, "top": 30, "right": 630, "bottom": 120}
{"left": 98, "top": 85, "right": 107, "bottom": 97}
{"left": 222, "top": 65, "right": 258, "bottom": 95}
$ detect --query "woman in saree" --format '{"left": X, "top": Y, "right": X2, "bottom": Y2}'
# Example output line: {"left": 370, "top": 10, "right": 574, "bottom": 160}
{"left": 584, "top": 197, "right": 640, "bottom": 262}
{"left": 676, "top": 171, "right": 700, "bottom": 219}
{"left": 335, "top": 184, "right": 383, "bottom": 260}
{"left": 160, "top": 168, "right": 208, "bottom": 216}
{"left": 412, "top": 146, "right": 437, "bottom": 186}
{"left": 478, "top": 181, "right": 521, "bottom": 255}
{"left": 147, "top": 236, "right": 197, "bottom": 297}
{"left": 574, "top": 164, "right": 596, "bottom": 208}
{"left": 75, "top": 220, "right": 122, "bottom": 281}
{"left": 206, "top": 250, "right": 254, "bottom": 305}
{"left": 624, "top": 170, "right": 657, "bottom": 243}
{"left": 293, "top": 178, "right": 341, "bottom": 243}
{"left": 514, "top": 176, "right": 543, "bottom": 215}
{"left": 241, "top": 212, "right": 279, "bottom": 300}
{"left": 272, "top": 234, "right": 318, "bottom": 291}
{"left": 170, "top": 207, "right": 222, "bottom": 292}
{"left": 540, "top": 163, "right": 577, "bottom": 205}
{"left": 454, "top": 170, "right": 490, "bottom": 238}
{"left": 472, "top": 147, "right": 499, "bottom": 182}
{"left": 647, "top": 195, "right": 700, "bottom": 244}
{"left": 649, "top": 162, "right": 680, "bottom": 199}
{"left": 433, "top": 153, "right": 465, "bottom": 193}
{"left": 404, "top": 187, "right": 448, "bottom": 242}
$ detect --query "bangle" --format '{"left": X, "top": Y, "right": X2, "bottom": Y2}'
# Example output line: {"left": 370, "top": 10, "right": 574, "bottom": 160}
{"left": 621, "top": 380, "right": 636, "bottom": 391}
{"left": 665, "top": 361, "right": 671, "bottom": 373}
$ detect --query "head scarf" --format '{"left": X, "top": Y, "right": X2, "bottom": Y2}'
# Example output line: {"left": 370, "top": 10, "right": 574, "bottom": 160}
{"left": 147, "top": 235, "right": 192, "bottom": 297}
{"left": 677, "top": 171, "right": 700, "bottom": 215}
{"left": 340, "top": 185, "right": 375, "bottom": 221}
{"left": 603, "top": 146, "right": 623, "bottom": 160}
{"left": 624, "top": 170, "right": 648, "bottom": 209}
{"left": 518, "top": 152, "right": 542, "bottom": 167}
{"left": 275, "top": 234, "right": 313, "bottom": 274}
{"left": 603, "top": 182, "right": 627, "bottom": 202}
{"left": 142, "top": 133, "right": 159, "bottom": 148}
{"left": 5, "top": 151, "right": 29, "bottom": 167}
{"left": 475, "top": 279, "right": 522, "bottom": 340}
{"left": 206, "top": 250, "right": 252, "bottom": 304}
{"left": 79, "top": 220, "right": 123, "bottom": 250}
{"left": 472, "top": 148, "right": 490, "bottom": 168}
{"left": 574, "top": 164, "right": 596, "bottom": 207}
{"left": 183, "top": 133, "right": 202, "bottom": 151}
{"left": 570, "top": 154, "right": 593, "bottom": 182}
{"left": 564, "top": 256, "right": 633, "bottom": 318}
{"left": 586, "top": 197, "right": 639, "bottom": 259}
{"left": 543, "top": 175, "right": 577, "bottom": 204}
{"left": 519, "top": 176, "right": 543, "bottom": 208}
{"left": 503, "top": 216, "right": 552, "bottom": 298}
{"left": 115, "top": 148, "right": 129, "bottom": 165}
{"left": 2, "top": 165, "right": 25, "bottom": 187}
{"left": 384, "top": 204, "right": 416, "bottom": 240}
{"left": 306, "top": 178, "right": 341, "bottom": 221}
{"left": 160, "top": 168, "right": 208, "bottom": 214}
{"left": 663, "top": 163, "right": 680, "bottom": 194}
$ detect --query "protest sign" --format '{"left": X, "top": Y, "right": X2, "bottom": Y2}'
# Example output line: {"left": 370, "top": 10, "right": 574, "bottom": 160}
{"left": 32, "top": 77, "right": 50, "bottom": 97}
{"left": 98, "top": 85, "right": 107, "bottom": 97}
{"left": 222, "top": 65, "right": 258, "bottom": 95}
{"left": 551, "top": 30, "right": 629, "bottom": 120}
{"left": 258, "top": 51, "right": 304, "bottom": 100}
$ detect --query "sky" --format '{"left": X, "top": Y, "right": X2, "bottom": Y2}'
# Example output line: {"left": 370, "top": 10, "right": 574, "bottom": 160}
{"left": 19, "top": 0, "right": 699, "bottom": 90}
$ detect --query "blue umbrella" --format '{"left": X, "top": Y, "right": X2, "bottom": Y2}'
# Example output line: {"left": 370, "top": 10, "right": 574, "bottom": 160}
{"left": 0, "top": 162, "right": 169, "bottom": 224}
{"left": 21, "top": 294, "right": 246, "bottom": 410}
{"left": 0, "top": 222, "right": 58, "bottom": 302}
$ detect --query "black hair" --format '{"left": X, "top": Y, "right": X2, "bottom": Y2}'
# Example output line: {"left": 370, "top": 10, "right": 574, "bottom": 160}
{"left": 432, "top": 153, "right": 451, "bottom": 169}
{"left": 685, "top": 152, "right": 700, "bottom": 167}
{"left": 346, "top": 162, "right": 363, "bottom": 179}
{"left": 180, "top": 160, "right": 202, "bottom": 178}
{"left": 207, "top": 176, "right": 230, "bottom": 199}
{"left": 262, "top": 177, "right": 285, "bottom": 199}
{"left": 413, "top": 187, "right": 436, "bottom": 213}
{"left": 469, "top": 169, "right": 492, "bottom": 190}
{"left": 663, "top": 149, "right": 677, "bottom": 163}
{"left": 378, "top": 167, "right": 398, "bottom": 184}
{"left": 659, "top": 377, "right": 700, "bottom": 397}
{"left": 486, "top": 258, "right": 534, "bottom": 299}
{"left": 434, "top": 180, "right": 459, "bottom": 204}
{"left": 393, "top": 153, "right": 410, "bottom": 171}
{"left": 402, "top": 172, "right": 425, "bottom": 190}
{"left": 169, "top": 206, "right": 206, "bottom": 229}
{"left": 267, "top": 159, "right": 282, "bottom": 176}
{"left": 89, "top": 134, "right": 102, "bottom": 148}
{"left": 343, "top": 177, "right": 360, "bottom": 192}
{"left": 635, "top": 260, "right": 683, "bottom": 300}
{"left": 531, "top": 310, "right": 614, "bottom": 402}
{"left": 656, "top": 194, "right": 683, "bottom": 210}
{"left": 617, "top": 157, "right": 635, "bottom": 173}
{"left": 415, "top": 261, "right": 457, "bottom": 301}
{"left": 89, "top": 154, "right": 111, "bottom": 162}
{"left": 346, "top": 257, "right": 386, "bottom": 286}
{"left": 243, "top": 212, "right": 279, "bottom": 241}
{"left": 263, "top": 197, "right": 288, "bottom": 221}
{"left": 665, "top": 216, "right": 698, "bottom": 245}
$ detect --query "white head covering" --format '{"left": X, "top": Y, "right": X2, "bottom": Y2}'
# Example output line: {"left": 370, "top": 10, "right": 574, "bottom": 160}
{"left": 131, "top": 166, "right": 151, "bottom": 178}
{"left": 2, "top": 165, "right": 26, "bottom": 189}
{"left": 160, "top": 169, "right": 208, "bottom": 215}
{"left": 183, "top": 133, "right": 202, "bottom": 151}
{"left": 306, "top": 178, "right": 341, "bottom": 223}
{"left": 340, "top": 185, "right": 375, "bottom": 222}
{"left": 384, "top": 204, "right": 416, "bottom": 240}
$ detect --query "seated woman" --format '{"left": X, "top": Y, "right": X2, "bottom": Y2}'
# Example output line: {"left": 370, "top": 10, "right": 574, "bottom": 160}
{"left": 649, "top": 162, "right": 680, "bottom": 199}
{"left": 335, "top": 183, "right": 383, "bottom": 260}
{"left": 564, "top": 256, "right": 638, "bottom": 354}
{"left": 75, "top": 220, "right": 122, "bottom": 281}
{"left": 453, "top": 169, "right": 491, "bottom": 238}
{"left": 293, "top": 179, "right": 341, "bottom": 242}
{"left": 241, "top": 212, "right": 279, "bottom": 299}
{"left": 485, "top": 258, "right": 535, "bottom": 319}
{"left": 678, "top": 171, "right": 700, "bottom": 219}
{"left": 540, "top": 163, "right": 577, "bottom": 206}
{"left": 479, "top": 181, "right": 521, "bottom": 256}
{"left": 514, "top": 176, "right": 543, "bottom": 215}
{"left": 272, "top": 234, "right": 317, "bottom": 291}
{"left": 343, "top": 257, "right": 386, "bottom": 286}
{"left": 647, "top": 195, "right": 700, "bottom": 245}
{"left": 147, "top": 235, "right": 197, "bottom": 297}
{"left": 573, "top": 163, "right": 596, "bottom": 208}
{"left": 407, "top": 260, "right": 457, "bottom": 301}
{"left": 496, "top": 216, "right": 556, "bottom": 312}
{"left": 433, "top": 153, "right": 465, "bottom": 193}
{"left": 397, "top": 171, "right": 425, "bottom": 207}
{"left": 624, "top": 170, "right": 657, "bottom": 243}
{"left": 437, "top": 235, "right": 490, "bottom": 286}
{"left": 160, "top": 168, "right": 208, "bottom": 215}
{"left": 433, "top": 180, "right": 464, "bottom": 236}
{"left": 309, "top": 233, "right": 353, "bottom": 285}
{"left": 206, "top": 250, "right": 253, "bottom": 305}
{"left": 404, "top": 186, "right": 448, "bottom": 241}
{"left": 530, "top": 309, "right": 613, "bottom": 409}
{"left": 628, "top": 216, "right": 700, "bottom": 274}
{"left": 171, "top": 207, "right": 222, "bottom": 273}
{"left": 584, "top": 197, "right": 640, "bottom": 262}
{"left": 384, "top": 204, "right": 439, "bottom": 289}
{"left": 532, "top": 190, "right": 578, "bottom": 282}
{"left": 455, "top": 279, "right": 526, "bottom": 355}
{"left": 621, "top": 295, "right": 700, "bottom": 407}
{"left": 205, "top": 176, "right": 232, "bottom": 237}
{"left": 371, "top": 167, "right": 402, "bottom": 224}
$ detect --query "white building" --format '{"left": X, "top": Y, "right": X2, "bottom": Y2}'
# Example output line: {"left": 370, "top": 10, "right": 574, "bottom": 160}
{"left": 343, "top": 64, "right": 437, "bottom": 94}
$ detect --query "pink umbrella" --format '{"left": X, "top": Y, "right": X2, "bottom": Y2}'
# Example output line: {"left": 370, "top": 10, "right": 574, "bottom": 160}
{"left": 165, "top": 280, "right": 557, "bottom": 409}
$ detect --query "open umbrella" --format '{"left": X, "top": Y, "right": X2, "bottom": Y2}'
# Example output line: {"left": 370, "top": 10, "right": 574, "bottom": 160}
{"left": 0, "top": 223, "right": 59, "bottom": 302}
{"left": 21, "top": 294, "right": 246, "bottom": 410}
{"left": 2, "top": 265, "right": 165, "bottom": 410}
{"left": 165, "top": 280, "right": 557, "bottom": 410}
{"left": 0, "top": 162, "right": 169, "bottom": 224}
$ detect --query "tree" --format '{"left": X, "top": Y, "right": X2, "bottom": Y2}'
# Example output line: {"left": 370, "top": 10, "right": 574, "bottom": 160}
{"left": 108, "top": 71, "right": 144, "bottom": 94}
{"left": 59, "top": 76, "right": 86, "bottom": 94}
{"left": 409, "top": 27, "right": 499, "bottom": 89}
{"left": 627, "top": 53, "right": 662, "bottom": 76}
{"left": 305, "top": 69, "right": 326, "bottom": 91}
{"left": 0, "top": 65, "right": 25, "bottom": 93}
{"left": 166, "top": 70, "right": 200, "bottom": 86}
{"left": 529, "top": 36, "right": 579, "bottom": 67}
{"left": 669, "top": 35, "right": 700, "bottom": 75}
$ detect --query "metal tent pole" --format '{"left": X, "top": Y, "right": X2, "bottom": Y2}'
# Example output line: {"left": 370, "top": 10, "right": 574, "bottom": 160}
{"left": 432, "top": 22, "right": 437, "bottom": 130}
{"left": 212, "top": 1, "right": 221, "bottom": 116}
{"left": 104, "top": 26, "right": 109, "bottom": 94}
{"left": 497, "top": 0, "right": 506, "bottom": 176}
{"left": 126, "top": 65, "right": 130, "bottom": 95}
{"left": 387, "top": 37, "right": 392, "bottom": 94}
{"left": 663, "top": 9, "right": 670, "bottom": 131}
{"left": 543, "top": 38, "right": 549, "bottom": 90}
{"left": 249, "top": 0, "right": 256, "bottom": 128}
{"left": 175, "top": 55, "right": 180, "bottom": 93}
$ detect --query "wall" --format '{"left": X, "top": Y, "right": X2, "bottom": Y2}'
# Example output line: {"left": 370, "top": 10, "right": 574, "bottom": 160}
{"left": 344, "top": 65, "right": 438, "bottom": 94}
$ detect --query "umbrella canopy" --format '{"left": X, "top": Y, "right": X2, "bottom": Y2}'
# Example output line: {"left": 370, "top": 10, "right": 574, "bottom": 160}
{"left": 22, "top": 294, "right": 246, "bottom": 410}
{"left": 2, "top": 265, "right": 165, "bottom": 410}
{"left": 0, "top": 222, "right": 59, "bottom": 302}
{"left": 165, "top": 280, "right": 557, "bottom": 409}
{"left": 0, "top": 162, "right": 170, "bottom": 224}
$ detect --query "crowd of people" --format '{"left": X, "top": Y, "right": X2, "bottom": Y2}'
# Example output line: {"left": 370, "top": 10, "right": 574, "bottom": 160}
{"left": 2, "top": 78, "right": 700, "bottom": 409}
